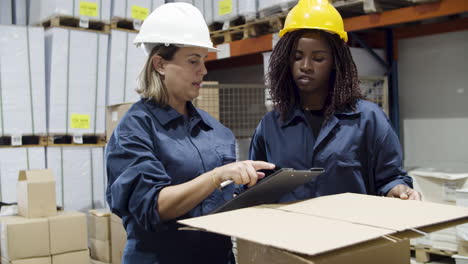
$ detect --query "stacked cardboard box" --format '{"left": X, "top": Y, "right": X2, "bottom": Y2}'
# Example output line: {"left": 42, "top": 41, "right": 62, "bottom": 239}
{"left": 0, "top": 169, "right": 89, "bottom": 264}
{"left": 110, "top": 214, "right": 127, "bottom": 264}
{"left": 88, "top": 210, "right": 112, "bottom": 263}
{"left": 112, "top": 0, "right": 161, "bottom": 21}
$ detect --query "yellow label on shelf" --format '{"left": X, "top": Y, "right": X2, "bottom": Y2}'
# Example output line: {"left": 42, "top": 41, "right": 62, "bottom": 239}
{"left": 219, "top": 0, "right": 232, "bottom": 16}
{"left": 71, "top": 114, "right": 90, "bottom": 129}
{"left": 79, "top": 1, "right": 98, "bottom": 17}
{"left": 131, "top": 5, "right": 149, "bottom": 20}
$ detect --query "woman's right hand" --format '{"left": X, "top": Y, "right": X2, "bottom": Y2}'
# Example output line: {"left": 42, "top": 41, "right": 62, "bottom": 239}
{"left": 213, "top": 161, "right": 275, "bottom": 188}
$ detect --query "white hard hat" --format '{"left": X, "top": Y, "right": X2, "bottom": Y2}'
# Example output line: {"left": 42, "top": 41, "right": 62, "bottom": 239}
{"left": 134, "top": 3, "right": 219, "bottom": 55}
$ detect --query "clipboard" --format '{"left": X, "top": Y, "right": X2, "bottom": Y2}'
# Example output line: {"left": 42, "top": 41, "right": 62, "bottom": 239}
{"left": 211, "top": 168, "right": 324, "bottom": 214}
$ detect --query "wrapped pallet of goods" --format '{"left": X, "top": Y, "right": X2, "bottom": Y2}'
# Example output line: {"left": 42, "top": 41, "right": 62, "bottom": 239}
{"left": 0, "top": 25, "right": 47, "bottom": 139}
{"left": 46, "top": 147, "right": 106, "bottom": 212}
{"left": 107, "top": 30, "right": 146, "bottom": 105}
{"left": 29, "top": 0, "right": 111, "bottom": 25}
{"left": 45, "top": 27, "right": 108, "bottom": 136}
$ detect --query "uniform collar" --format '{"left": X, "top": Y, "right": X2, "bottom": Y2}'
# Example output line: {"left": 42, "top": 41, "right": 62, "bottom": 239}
{"left": 280, "top": 104, "right": 361, "bottom": 128}
{"left": 142, "top": 99, "right": 213, "bottom": 129}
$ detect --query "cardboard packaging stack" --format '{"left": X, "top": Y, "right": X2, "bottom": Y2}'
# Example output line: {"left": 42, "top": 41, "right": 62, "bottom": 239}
{"left": 180, "top": 193, "right": 468, "bottom": 264}
{"left": 0, "top": 0, "right": 28, "bottom": 25}
{"left": 258, "top": 0, "right": 296, "bottom": 17}
{"left": 213, "top": 0, "right": 239, "bottom": 24}
{"left": 410, "top": 169, "right": 468, "bottom": 251}
{"left": 0, "top": 25, "right": 47, "bottom": 137}
{"left": 112, "top": 0, "right": 164, "bottom": 22}
{"left": 106, "top": 104, "right": 134, "bottom": 141}
{"left": 45, "top": 27, "right": 108, "bottom": 136}
{"left": 107, "top": 30, "right": 146, "bottom": 106}
{"left": 46, "top": 147, "right": 105, "bottom": 212}
{"left": 1, "top": 169, "right": 89, "bottom": 264}
{"left": 88, "top": 210, "right": 112, "bottom": 263}
{"left": 0, "top": 147, "right": 46, "bottom": 203}
{"left": 29, "top": 0, "right": 111, "bottom": 25}
{"left": 457, "top": 189, "right": 468, "bottom": 257}
{"left": 110, "top": 214, "right": 127, "bottom": 264}
{"left": 193, "top": 0, "right": 213, "bottom": 25}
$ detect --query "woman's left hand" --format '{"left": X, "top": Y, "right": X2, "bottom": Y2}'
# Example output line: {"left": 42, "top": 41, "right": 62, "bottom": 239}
{"left": 386, "top": 184, "right": 422, "bottom": 200}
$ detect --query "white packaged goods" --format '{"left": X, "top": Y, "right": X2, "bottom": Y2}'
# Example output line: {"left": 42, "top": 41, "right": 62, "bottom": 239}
{"left": 194, "top": 0, "right": 213, "bottom": 25}
{"left": 238, "top": 0, "right": 257, "bottom": 21}
{"left": 13, "top": 0, "right": 28, "bottom": 25}
{"left": 0, "top": 1, "right": 13, "bottom": 24}
{"left": 152, "top": 0, "right": 166, "bottom": 10}
{"left": 112, "top": 0, "right": 153, "bottom": 20}
{"left": 0, "top": 25, "right": 47, "bottom": 136}
{"left": 0, "top": 147, "right": 46, "bottom": 203}
{"left": 258, "top": 0, "right": 296, "bottom": 16}
{"left": 45, "top": 28, "right": 108, "bottom": 135}
{"left": 213, "top": 0, "right": 238, "bottom": 23}
{"left": 108, "top": 30, "right": 146, "bottom": 105}
{"left": 47, "top": 147, "right": 105, "bottom": 212}
{"left": 29, "top": 0, "right": 111, "bottom": 25}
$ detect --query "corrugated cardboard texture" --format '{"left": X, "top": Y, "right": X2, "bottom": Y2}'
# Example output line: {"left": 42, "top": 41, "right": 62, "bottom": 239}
{"left": 49, "top": 211, "right": 88, "bottom": 255}
{"left": 89, "top": 239, "right": 111, "bottom": 263}
{"left": 110, "top": 214, "right": 127, "bottom": 264}
{"left": 0, "top": 216, "right": 50, "bottom": 260}
{"left": 17, "top": 169, "right": 57, "bottom": 218}
{"left": 1, "top": 256, "right": 51, "bottom": 264}
{"left": 179, "top": 193, "right": 468, "bottom": 258}
{"left": 280, "top": 193, "right": 468, "bottom": 231}
{"left": 237, "top": 238, "right": 410, "bottom": 264}
{"left": 52, "top": 249, "right": 89, "bottom": 264}
{"left": 88, "top": 209, "right": 111, "bottom": 241}
{"left": 105, "top": 103, "right": 133, "bottom": 142}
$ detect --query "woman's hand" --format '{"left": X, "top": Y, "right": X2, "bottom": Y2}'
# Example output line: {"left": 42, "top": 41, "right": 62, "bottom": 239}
{"left": 386, "top": 184, "right": 422, "bottom": 200}
{"left": 213, "top": 160, "right": 275, "bottom": 188}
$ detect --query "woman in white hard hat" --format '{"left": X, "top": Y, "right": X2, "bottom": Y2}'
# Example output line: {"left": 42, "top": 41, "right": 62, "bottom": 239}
{"left": 105, "top": 3, "right": 275, "bottom": 264}
{"left": 249, "top": 0, "right": 421, "bottom": 201}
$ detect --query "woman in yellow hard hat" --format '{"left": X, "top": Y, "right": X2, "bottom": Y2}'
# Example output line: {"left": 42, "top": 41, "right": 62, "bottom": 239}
{"left": 106, "top": 3, "right": 275, "bottom": 264}
{"left": 249, "top": 0, "right": 421, "bottom": 201}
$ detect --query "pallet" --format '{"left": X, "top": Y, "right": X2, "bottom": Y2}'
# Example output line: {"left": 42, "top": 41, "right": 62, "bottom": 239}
{"left": 210, "top": 14, "right": 286, "bottom": 45}
{"left": 110, "top": 17, "right": 140, "bottom": 32}
{"left": 47, "top": 134, "right": 106, "bottom": 147}
{"left": 411, "top": 245, "right": 457, "bottom": 263}
{"left": 41, "top": 15, "right": 110, "bottom": 34}
{"left": 0, "top": 135, "right": 48, "bottom": 148}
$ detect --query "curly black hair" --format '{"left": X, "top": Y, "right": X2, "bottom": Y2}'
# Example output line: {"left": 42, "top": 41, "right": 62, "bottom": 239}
{"left": 266, "top": 29, "right": 363, "bottom": 120}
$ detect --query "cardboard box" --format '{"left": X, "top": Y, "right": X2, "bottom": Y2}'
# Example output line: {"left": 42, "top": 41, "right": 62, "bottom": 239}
{"left": 105, "top": 103, "right": 133, "bottom": 141}
{"left": 17, "top": 169, "right": 57, "bottom": 218}
{"left": 89, "top": 239, "right": 111, "bottom": 263}
{"left": 110, "top": 214, "right": 127, "bottom": 264}
{"left": 49, "top": 211, "right": 88, "bottom": 255}
{"left": 0, "top": 148, "right": 45, "bottom": 203}
{"left": 1, "top": 256, "right": 51, "bottom": 264}
{"left": 179, "top": 193, "right": 468, "bottom": 264}
{"left": 454, "top": 254, "right": 468, "bottom": 264}
{"left": 112, "top": 0, "right": 153, "bottom": 21}
{"left": 52, "top": 249, "right": 89, "bottom": 264}
{"left": 193, "top": 82, "right": 220, "bottom": 120}
{"left": 0, "top": 216, "right": 50, "bottom": 260}
{"left": 88, "top": 209, "right": 111, "bottom": 241}
{"left": 107, "top": 29, "right": 145, "bottom": 106}
{"left": 89, "top": 259, "right": 109, "bottom": 264}
{"left": 0, "top": 25, "right": 47, "bottom": 136}
{"left": 47, "top": 147, "right": 105, "bottom": 211}
{"left": 45, "top": 28, "right": 108, "bottom": 135}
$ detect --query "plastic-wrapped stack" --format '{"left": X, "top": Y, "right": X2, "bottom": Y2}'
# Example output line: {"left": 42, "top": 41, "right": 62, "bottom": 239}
{"left": 0, "top": 0, "right": 28, "bottom": 25}
{"left": 258, "top": 0, "right": 296, "bottom": 17}
{"left": 29, "top": 0, "right": 111, "bottom": 25}
{"left": 193, "top": 0, "right": 214, "bottom": 25}
{"left": 0, "top": 25, "right": 47, "bottom": 137}
{"left": 213, "top": 0, "right": 239, "bottom": 24}
{"left": 45, "top": 28, "right": 108, "bottom": 135}
{"left": 112, "top": 0, "right": 156, "bottom": 20}
{"left": 47, "top": 147, "right": 106, "bottom": 212}
{"left": 108, "top": 30, "right": 146, "bottom": 105}
{"left": 238, "top": 0, "right": 258, "bottom": 21}
{"left": 0, "top": 147, "right": 46, "bottom": 203}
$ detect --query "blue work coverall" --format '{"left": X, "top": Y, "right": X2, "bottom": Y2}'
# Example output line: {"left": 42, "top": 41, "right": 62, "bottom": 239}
{"left": 249, "top": 99, "right": 413, "bottom": 202}
{"left": 106, "top": 99, "right": 236, "bottom": 264}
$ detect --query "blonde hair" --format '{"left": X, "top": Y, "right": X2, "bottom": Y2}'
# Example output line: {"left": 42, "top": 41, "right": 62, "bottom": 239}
{"left": 136, "top": 44, "right": 179, "bottom": 106}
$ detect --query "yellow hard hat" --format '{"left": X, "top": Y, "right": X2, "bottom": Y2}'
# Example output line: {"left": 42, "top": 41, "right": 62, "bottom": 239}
{"left": 279, "top": 0, "right": 348, "bottom": 42}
